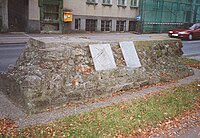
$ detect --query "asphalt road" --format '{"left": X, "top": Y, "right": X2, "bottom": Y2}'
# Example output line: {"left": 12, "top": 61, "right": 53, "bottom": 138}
{"left": 0, "top": 39, "right": 200, "bottom": 72}
{"left": 182, "top": 40, "right": 200, "bottom": 60}
{"left": 0, "top": 43, "right": 26, "bottom": 72}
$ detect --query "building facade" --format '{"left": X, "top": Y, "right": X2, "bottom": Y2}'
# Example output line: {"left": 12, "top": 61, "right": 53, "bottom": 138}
{"left": 140, "top": 0, "right": 200, "bottom": 33}
{"left": 2, "top": 0, "right": 200, "bottom": 34}
{"left": 0, "top": 0, "right": 40, "bottom": 33}
{"left": 64, "top": 0, "right": 140, "bottom": 32}
{"left": 0, "top": 0, "right": 8, "bottom": 32}
{"left": 0, "top": 0, "right": 140, "bottom": 33}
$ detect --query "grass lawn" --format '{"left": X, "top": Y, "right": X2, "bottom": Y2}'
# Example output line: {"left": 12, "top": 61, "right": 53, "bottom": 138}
{"left": 180, "top": 57, "right": 200, "bottom": 69}
{"left": 1, "top": 81, "right": 198, "bottom": 138}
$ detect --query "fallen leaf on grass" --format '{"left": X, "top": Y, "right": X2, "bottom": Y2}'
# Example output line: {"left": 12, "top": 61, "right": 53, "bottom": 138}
{"left": 0, "top": 118, "right": 19, "bottom": 137}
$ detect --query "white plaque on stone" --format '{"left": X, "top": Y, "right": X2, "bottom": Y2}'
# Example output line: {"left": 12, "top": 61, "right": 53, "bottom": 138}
{"left": 89, "top": 44, "right": 117, "bottom": 71}
{"left": 119, "top": 41, "right": 141, "bottom": 68}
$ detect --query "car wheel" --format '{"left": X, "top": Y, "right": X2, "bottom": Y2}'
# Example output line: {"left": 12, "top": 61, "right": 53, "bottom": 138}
{"left": 188, "top": 34, "right": 193, "bottom": 40}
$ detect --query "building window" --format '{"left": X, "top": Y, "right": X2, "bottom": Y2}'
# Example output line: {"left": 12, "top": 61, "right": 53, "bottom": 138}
{"left": 43, "top": 5, "right": 59, "bottom": 21}
{"left": 75, "top": 18, "right": 81, "bottom": 30}
{"left": 130, "top": 0, "right": 139, "bottom": 7}
{"left": 103, "top": 0, "right": 112, "bottom": 5}
{"left": 101, "top": 20, "right": 112, "bottom": 31}
{"left": 116, "top": 21, "right": 126, "bottom": 31}
{"left": 118, "top": 0, "right": 126, "bottom": 6}
{"left": 86, "top": 19, "right": 97, "bottom": 31}
{"left": 86, "top": 0, "right": 98, "bottom": 4}
{"left": 41, "top": 1, "right": 62, "bottom": 32}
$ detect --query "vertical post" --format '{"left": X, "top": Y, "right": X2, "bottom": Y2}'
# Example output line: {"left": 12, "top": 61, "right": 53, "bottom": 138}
{"left": 81, "top": 18, "right": 86, "bottom": 31}
{"left": 125, "top": 20, "right": 129, "bottom": 31}
{"left": 60, "top": 0, "right": 63, "bottom": 33}
{"left": 1, "top": 0, "right": 9, "bottom": 32}
{"left": 112, "top": 19, "right": 116, "bottom": 32}
{"left": 97, "top": 19, "right": 101, "bottom": 32}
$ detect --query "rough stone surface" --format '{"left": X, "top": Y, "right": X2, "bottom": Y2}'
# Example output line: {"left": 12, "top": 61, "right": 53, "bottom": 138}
{"left": 0, "top": 38, "right": 193, "bottom": 113}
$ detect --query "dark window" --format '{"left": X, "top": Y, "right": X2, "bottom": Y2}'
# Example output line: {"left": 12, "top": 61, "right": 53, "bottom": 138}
{"left": 86, "top": 19, "right": 97, "bottom": 31}
{"left": 87, "top": 0, "right": 96, "bottom": 2}
{"left": 86, "top": 0, "right": 98, "bottom": 4}
{"left": 129, "top": 21, "right": 137, "bottom": 31}
{"left": 118, "top": 0, "right": 126, "bottom": 6}
{"left": 116, "top": 21, "right": 126, "bottom": 31}
{"left": 103, "top": 0, "right": 111, "bottom": 4}
{"left": 8, "top": 0, "right": 29, "bottom": 32}
{"left": 101, "top": 20, "right": 112, "bottom": 31}
{"left": 75, "top": 18, "right": 81, "bottom": 30}
{"left": 130, "top": 0, "right": 139, "bottom": 7}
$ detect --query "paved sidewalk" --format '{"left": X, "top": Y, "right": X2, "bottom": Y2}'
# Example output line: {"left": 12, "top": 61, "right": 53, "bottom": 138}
{"left": 178, "top": 126, "right": 200, "bottom": 138}
{"left": 0, "top": 68, "right": 199, "bottom": 129}
{"left": 188, "top": 55, "right": 200, "bottom": 61}
{"left": 0, "top": 32, "right": 172, "bottom": 44}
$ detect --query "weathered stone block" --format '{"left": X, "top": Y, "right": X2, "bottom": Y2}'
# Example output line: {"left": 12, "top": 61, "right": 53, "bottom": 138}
{"left": 0, "top": 38, "right": 193, "bottom": 114}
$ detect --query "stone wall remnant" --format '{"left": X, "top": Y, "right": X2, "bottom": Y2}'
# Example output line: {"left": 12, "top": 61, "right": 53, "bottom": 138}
{"left": 0, "top": 37, "right": 193, "bottom": 113}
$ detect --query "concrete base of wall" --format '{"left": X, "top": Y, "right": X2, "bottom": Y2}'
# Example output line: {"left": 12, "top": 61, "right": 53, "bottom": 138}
{"left": 27, "top": 20, "right": 40, "bottom": 33}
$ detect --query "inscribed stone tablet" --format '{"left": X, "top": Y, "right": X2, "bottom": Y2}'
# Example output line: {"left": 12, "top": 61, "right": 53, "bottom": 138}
{"left": 89, "top": 44, "right": 117, "bottom": 71}
{"left": 119, "top": 41, "right": 141, "bottom": 68}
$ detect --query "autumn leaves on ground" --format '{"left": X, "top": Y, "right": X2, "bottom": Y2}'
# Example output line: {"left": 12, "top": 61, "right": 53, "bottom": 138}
{"left": 1, "top": 58, "right": 200, "bottom": 138}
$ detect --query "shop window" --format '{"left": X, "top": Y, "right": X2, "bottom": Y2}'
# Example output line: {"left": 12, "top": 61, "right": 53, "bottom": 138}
{"left": 116, "top": 21, "right": 126, "bottom": 31}
{"left": 75, "top": 18, "right": 81, "bottom": 30}
{"left": 43, "top": 4, "right": 59, "bottom": 21}
{"left": 40, "top": 0, "right": 63, "bottom": 32}
{"left": 101, "top": 20, "right": 112, "bottom": 31}
{"left": 42, "top": 4, "right": 60, "bottom": 31}
{"left": 86, "top": 19, "right": 97, "bottom": 31}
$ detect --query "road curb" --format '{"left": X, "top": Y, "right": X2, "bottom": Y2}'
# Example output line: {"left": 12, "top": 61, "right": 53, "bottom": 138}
{"left": 183, "top": 53, "right": 200, "bottom": 57}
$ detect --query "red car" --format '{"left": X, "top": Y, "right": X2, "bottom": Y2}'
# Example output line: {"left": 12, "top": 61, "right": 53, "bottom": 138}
{"left": 168, "top": 23, "right": 200, "bottom": 40}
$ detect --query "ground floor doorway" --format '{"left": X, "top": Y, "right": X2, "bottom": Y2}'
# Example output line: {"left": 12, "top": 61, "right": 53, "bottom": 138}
{"left": 129, "top": 21, "right": 137, "bottom": 31}
{"left": 8, "top": 0, "right": 28, "bottom": 32}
